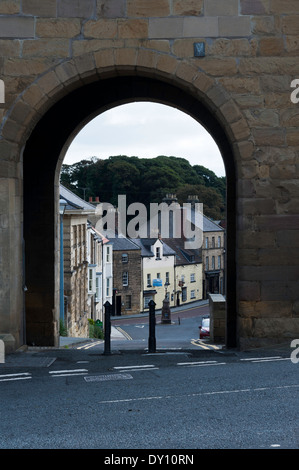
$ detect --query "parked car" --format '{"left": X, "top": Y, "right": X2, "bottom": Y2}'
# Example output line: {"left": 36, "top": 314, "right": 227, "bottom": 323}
{"left": 199, "top": 317, "right": 210, "bottom": 339}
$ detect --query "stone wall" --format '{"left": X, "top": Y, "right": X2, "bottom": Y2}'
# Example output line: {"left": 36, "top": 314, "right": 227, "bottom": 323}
{"left": 0, "top": 0, "right": 299, "bottom": 350}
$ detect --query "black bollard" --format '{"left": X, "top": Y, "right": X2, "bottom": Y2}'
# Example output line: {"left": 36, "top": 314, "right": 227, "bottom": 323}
{"left": 148, "top": 299, "right": 156, "bottom": 353}
{"left": 103, "top": 301, "right": 112, "bottom": 355}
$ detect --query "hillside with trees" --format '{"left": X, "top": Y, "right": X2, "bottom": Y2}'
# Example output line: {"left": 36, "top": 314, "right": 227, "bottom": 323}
{"left": 60, "top": 155, "right": 226, "bottom": 220}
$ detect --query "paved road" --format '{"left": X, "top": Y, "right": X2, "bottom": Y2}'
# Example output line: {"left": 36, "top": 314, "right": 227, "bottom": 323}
{"left": 0, "top": 333, "right": 298, "bottom": 451}
{"left": 109, "top": 303, "right": 215, "bottom": 352}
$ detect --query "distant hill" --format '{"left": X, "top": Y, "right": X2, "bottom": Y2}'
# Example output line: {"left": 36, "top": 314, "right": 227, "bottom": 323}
{"left": 60, "top": 155, "right": 226, "bottom": 220}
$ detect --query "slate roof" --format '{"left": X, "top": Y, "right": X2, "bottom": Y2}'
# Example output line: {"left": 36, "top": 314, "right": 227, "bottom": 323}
{"left": 162, "top": 238, "right": 202, "bottom": 266}
{"left": 60, "top": 184, "right": 95, "bottom": 212}
{"left": 106, "top": 232, "right": 141, "bottom": 251}
{"left": 132, "top": 238, "right": 176, "bottom": 257}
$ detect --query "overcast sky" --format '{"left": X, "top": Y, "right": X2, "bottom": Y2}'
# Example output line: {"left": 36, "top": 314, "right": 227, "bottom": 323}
{"left": 64, "top": 102, "right": 226, "bottom": 177}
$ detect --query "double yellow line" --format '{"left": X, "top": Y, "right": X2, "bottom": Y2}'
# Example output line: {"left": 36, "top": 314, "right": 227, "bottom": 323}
{"left": 191, "top": 339, "right": 221, "bottom": 350}
{"left": 116, "top": 326, "right": 133, "bottom": 341}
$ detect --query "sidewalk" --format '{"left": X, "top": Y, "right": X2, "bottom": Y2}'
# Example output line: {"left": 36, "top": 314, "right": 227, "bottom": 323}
{"left": 59, "top": 325, "right": 126, "bottom": 348}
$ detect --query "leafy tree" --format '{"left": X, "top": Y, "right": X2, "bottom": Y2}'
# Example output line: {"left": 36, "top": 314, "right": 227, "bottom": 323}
{"left": 60, "top": 155, "right": 226, "bottom": 219}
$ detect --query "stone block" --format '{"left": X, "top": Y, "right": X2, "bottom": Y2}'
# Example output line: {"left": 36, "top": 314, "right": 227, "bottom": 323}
{"left": 173, "top": 0, "right": 203, "bottom": 16}
{"left": 219, "top": 99, "right": 243, "bottom": 123}
{"left": 219, "top": 76, "right": 260, "bottom": 94}
{"left": 0, "top": 40, "right": 21, "bottom": 57}
{"left": 57, "top": 0, "right": 95, "bottom": 18}
{"left": 22, "top": 0, "right": 57, "bottom": 17}
{"left": 94, "top": 48, "right": 116, "bottom": 69}
{"left": 22, "top": 39, "right": 70, "bottom": 57}
{"left": 149, "top": 18, "right": 183, "bottom": 38}
{"left": 271, "top": 0, "right": 299, "bottom": 14}
{"left": 208, "top": 38, "right": 257, "bottom": 57}
{"left": 97, "top": 0, "right": 126, "bottom": 18}
{"left": 204, "top": 0, "right": 238, "bottom": 16}
{"left": 198, "top": 58, "right": 237, "bottom": 76}
{"left": 251, "top": 16, "right": 275, "bottom": 34}
{"left": 127, "top": 0, "right": 170, "bottom": 17}
{"left": 282, "top": 17, "right": 299, "bottom": 35}
{"left": 244, "top": 109, "right": 279, "bottom": 128}
{"left": 114, "top": 47, "right": 137, "bottom": 67}
{"left": 137, "top": 49, "right": 158, "bottom": 70}
{"left": 259, "top": 37, "right": 284, "bottom": 56}
{"left": 0, "top": 0, "right": 20, "bottom": 14}
{"left": 4, "top": 58, "right": 52, "bottom": 77}
{"left": 118, "top": 19, "right": 148, "bottom": 38}
{"left": 37, "top": 70, "right": 64, "bottom": 97}
{"left": 208, "top": 293, "right": 226, "bottom": 342}
{"left": 230, "top": 118, "right": 251, "bottom": 141}
{"left": 252, "top": 128, "right": 285, "bottom": 146}
{"left": 84, "top": 19, "right": 117, "bottom": 38}
{"left": 72, "top": 39, "right": 124, "bottom": 56}
{"left": 219, "top": 16, "right": 251, "bottom": 37}
{"left": 183, "top": 17, "right": 218, "bottom": 37}
{"left": 156, "top": 54, "right": 178, "bottom": 75}
{"left": 36, "top": 19, "right": 81, "bottom": 38}
{"left": 0, "top": 17, "right": 34, "bottom": 38}
{"left": 240, "top": 0, "right": 269, "bottom": 15}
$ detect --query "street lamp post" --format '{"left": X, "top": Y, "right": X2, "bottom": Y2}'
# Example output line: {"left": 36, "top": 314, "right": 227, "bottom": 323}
{"left": 59, "top": 199, "right": 67, "bottom": 324}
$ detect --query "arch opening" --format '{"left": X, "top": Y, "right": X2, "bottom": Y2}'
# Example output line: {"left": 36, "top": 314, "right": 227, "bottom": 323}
{"left": 23, "top": 74, "right": 237, "bottom": 348}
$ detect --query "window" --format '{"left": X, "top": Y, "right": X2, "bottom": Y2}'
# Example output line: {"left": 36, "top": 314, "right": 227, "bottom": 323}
{"left": 88, "top": 266, "right": 96, "bottom": 294}
{"left": 212, "top": 256, "right": 215, "bottom": 270}
{"left": 156, "top": 246, "right": 161, "bottom": 259}
{"left": 206, "top": 257, "right": 209, "bottom": 270}
{"left": 106, "top": 246, "right": 111, "bottom": 263}
{"left": 205, "top": 237, "right": 209, "bottom": 249}
{"left": 218, "top": 236, "right": 221, "bottom": 248}
{"left": 144, "top": 295, "right": 154, "bottom": 309}
{"left": 190, "top": 273, "right": 195, "bottom": 283}
{"left": 218, "top": 255, "right": 221, "bottom": 269}
{"left": 212, "top": 236, "right": 215, "bottom": 248}
{"left": 125, "top": 295, "right": 132, "bottom": 309}
{"left": 122, "top": 271, "right": 128, "bottom": 286}
{"left": 165, "top": 272, "right": 169, "bottom": 284}
{"left": 157, "top": 272, "right": 161, "bottom": 279}
{"left": 190, "top": 290, "right": 196, "bottom": 299}
{"left": 106, "top": 278, "right": 110, "bottom": 297}
{"left": 95, "top": 274, "right": 101, "bottom": 302}
{"left": 122, "top": 253, "right": 128, "bottom": 263}
{"left": 182, "top": 287, "right": 187, "bottom": 302}
{"left": 147, "top": 273, "right": 151, "bottom": 287}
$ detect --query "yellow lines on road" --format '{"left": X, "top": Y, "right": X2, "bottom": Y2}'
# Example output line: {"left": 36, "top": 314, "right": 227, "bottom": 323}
{"left": 116, "top": 326, "right": 133, "bottom": 341}
{"left": 190, "top": 339, "right": 222, "bottom": 350}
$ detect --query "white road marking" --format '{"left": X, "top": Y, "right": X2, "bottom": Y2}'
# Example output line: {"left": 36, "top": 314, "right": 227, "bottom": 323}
{"left": 177, "top": 361, "right": 218, "bottom": 366}
{"left": 49, "top": 369, "right": 88, "bottom": 377}
{"left": 98, "top": 384, "right": 299, "bottom": 404}
{"left": 77, "top": 341, "right": 103, "bottom": 350}
{"left": 113, "top": 364, "right": 159, "bottom": 372}
{"left": 0, "top": 372, "right": 32, "bottom": 382}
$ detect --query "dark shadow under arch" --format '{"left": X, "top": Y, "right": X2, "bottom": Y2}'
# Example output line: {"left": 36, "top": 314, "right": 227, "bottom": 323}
{"left": 23, "top": 75, "right": 237, "bottom": 348}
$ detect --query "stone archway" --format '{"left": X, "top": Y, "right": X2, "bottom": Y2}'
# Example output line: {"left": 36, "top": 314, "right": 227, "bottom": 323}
{"left": 20, "top": 55, "right": 240, "bottom": 348}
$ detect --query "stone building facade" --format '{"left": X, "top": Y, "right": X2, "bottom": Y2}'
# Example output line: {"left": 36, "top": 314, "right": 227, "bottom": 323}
{"left": 202, "top": 218, "right": 225, "bottom": 298}
{"left": 0, "top": 0, "right": 299, "bottom": 351}
{"left": 110, "top": 237, "right": 142, "bottom": 316}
